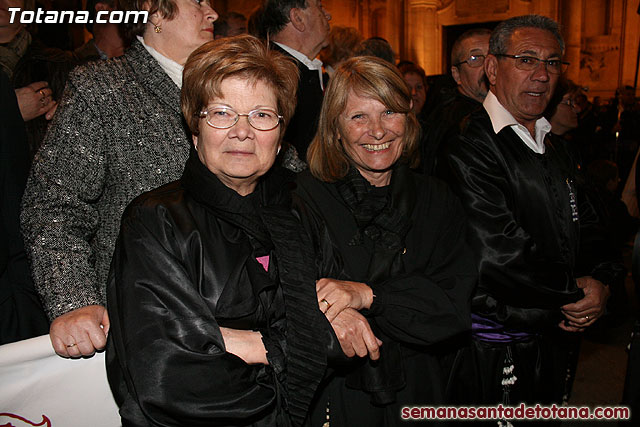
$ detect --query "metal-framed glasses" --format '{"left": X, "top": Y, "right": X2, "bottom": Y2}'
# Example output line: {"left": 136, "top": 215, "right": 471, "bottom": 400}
{"left": 559, "top": 98, "right": 575, "bottom": 108}
{"left": 199, "top": 106, "right": 283, "bottom": 131}
{"left": 496, "top": 54, "right": 569, "bottom": 74}
{"left": 453, "top": 54, "right": 486, "bottom": 68}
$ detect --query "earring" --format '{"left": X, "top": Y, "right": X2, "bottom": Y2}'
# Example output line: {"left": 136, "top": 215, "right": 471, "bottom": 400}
{"left": 154, "top": 24, "right": 162, "bottom": 33}
{"left": 277, "top": 146, "right": 281, "bottom": 155}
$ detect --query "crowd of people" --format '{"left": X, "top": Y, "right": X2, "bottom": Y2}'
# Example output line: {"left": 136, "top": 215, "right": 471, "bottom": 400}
{"left": 2, "top": 0, "right": 640, "bottom": 426}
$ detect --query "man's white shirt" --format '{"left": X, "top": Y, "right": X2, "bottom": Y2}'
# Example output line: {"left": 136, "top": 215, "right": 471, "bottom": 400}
{"left": 273, "top": 42, "right": 324, "bottom": 91}
{"left": 483, "top": 90, "right": 551, "bottom": 154}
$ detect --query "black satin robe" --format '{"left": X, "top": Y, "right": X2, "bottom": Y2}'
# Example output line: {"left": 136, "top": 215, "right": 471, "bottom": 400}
{"left": 106, "top": 153, "right": 327, "bottom": 427}
{"left": 421, "top": 91, "right": 482, "bottom": 176}
{"left": 438, "top": 109, "right": 623, "bottom": 407}
{"left": 293, "top": 169, "right": 477, "bottom": 426}
{"left": 440, "top": 109, "right": 619, "bottom": 332}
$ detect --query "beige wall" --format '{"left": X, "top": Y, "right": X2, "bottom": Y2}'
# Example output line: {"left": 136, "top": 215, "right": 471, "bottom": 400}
{"left": 218, "top": 0, "right": 639, "bottom": 100}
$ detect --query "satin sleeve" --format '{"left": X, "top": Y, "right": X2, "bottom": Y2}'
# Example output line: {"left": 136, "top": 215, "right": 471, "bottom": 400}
{"left": 568, "top": 149, "right": 627, "bottom": 284}
{"left": 363, "top": 186, "right": 476, "bottom": 346}
{"left": 107, "top": 205, "right": 277, "bottom": 426}
{"left": 294, "top": 180, "right": 476, "bottom": 348}
{"left": 442, "top": 132, "right": 583, "bottom": 328}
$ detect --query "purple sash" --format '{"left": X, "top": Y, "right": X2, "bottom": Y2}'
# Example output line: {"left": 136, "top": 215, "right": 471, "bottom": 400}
{"left": 471, "top": 314, "right": 535, "bottom": 343}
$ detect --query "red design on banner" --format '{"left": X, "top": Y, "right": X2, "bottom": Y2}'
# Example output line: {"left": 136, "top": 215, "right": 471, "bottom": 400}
{"left": 0, "top": 413, "right": 51, "bottom": 427}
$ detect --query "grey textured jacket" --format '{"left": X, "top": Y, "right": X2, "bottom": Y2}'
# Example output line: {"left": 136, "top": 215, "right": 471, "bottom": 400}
{"left": 21, "top": 40, "right": 190, "bottom": 320}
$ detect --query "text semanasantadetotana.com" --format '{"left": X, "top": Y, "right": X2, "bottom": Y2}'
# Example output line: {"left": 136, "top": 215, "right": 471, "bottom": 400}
{"left": 401, "top": 403, "right": 630, "bottom": 421}
{"left": 8, "top": 8, "right": 148, "bottom": 25}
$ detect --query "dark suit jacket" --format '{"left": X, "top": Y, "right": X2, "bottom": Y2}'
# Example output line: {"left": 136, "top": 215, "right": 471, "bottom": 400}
{"left": 271, "top": 44, "right": 324, "bottom": 162}
{"left": 0, "top": 70, "right": 49, "bottom": 344}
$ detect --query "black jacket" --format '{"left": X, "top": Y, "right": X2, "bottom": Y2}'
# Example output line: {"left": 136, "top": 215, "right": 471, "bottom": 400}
{"left": 271, "top": 44, "right": 324, "bottom": 162}
{"left": 0, "top": 70, "right": 49, "bottom": 344}
{"left": 440, "top": 108, "right": 623, "bottom": 332}
{"left": 293, "top": 167, "right": 476, "bottom": 426}
{"left": 424, "top": 90, "right": 482, "bottom": 176}
{"left": 106, "top": 151, "right": 327, "bottom": 427}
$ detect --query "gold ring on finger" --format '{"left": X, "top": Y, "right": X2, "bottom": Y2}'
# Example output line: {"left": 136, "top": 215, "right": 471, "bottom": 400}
{"left": 66, "top": 343, "right": 77, "bottom": 348}
{"left": 320, "top": 298, "right": 330, "bottom": 308}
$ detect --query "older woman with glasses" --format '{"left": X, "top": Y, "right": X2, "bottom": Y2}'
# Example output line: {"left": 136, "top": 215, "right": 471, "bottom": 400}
{"left": 106, "top": 35, "right": 327, "bottom": 426}
{"left": 293, "top": 55, "right": 476, "bottom": 426}
{"left": 21, "top": 0, "right": 217, "bottom": 358}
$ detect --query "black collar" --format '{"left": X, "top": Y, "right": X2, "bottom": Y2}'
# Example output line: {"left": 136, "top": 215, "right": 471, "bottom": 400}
{"left": 180, "top": 148, "right": 293, "bottom": 247}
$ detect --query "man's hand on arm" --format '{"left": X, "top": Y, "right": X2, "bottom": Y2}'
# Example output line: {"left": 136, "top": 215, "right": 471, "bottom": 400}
{"left": 50, "top": 305, "right": 110, "bottom": 357}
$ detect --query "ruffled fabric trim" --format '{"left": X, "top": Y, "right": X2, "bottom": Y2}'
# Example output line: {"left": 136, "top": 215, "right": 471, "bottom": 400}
{"left": 262, "top": 205, "right": 328, "bottom": 426}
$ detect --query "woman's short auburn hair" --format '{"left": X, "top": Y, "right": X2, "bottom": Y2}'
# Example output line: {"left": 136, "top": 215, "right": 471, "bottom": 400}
{"left": 181, "top": 35, "right": 299, "bottom": 139}
{"left": 307, "top": 56, "right": 420, "bottom": 182}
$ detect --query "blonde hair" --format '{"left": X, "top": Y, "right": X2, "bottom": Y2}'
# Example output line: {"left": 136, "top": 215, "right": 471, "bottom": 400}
{"left": 181, "top": 35, "right": 299, "bottom": 139}
{"left": 307, "top": 56, "right": 420, "bottom": 182}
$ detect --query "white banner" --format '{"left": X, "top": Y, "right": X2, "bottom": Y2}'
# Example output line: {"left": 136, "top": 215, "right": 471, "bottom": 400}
{"left": 0, "top": 335, "right": 120, "bottom": 427}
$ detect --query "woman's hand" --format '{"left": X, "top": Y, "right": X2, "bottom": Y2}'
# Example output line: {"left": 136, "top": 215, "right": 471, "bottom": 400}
{"left": 219, "top": 327, "right": 268, "bottom": 365}
{"left": 15, "top": 81, "right": 57, "bottom": 122}
{"left": 49, "top": 305, "right": 110, "bottom": 357}
{"left": 329, "top": 308, "right": 382, "bottom": 360}
{"left": 316, "top": 278, "right": 374, "bottom": 322}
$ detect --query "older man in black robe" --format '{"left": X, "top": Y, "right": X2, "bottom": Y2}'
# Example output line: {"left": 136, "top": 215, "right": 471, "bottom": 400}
{"left": 424, "top": 28, "right": 490, "bottom": 176}
{"left": 439, "top": 15, "right": 622, "bottom": 412}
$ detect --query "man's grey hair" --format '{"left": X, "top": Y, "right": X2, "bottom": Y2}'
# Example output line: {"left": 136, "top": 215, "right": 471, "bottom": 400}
{"left": 261, "top": 0, "right": 308, "bottom": 37}
{"left": 489, "top": 15, "right": 564, "bottom": 55}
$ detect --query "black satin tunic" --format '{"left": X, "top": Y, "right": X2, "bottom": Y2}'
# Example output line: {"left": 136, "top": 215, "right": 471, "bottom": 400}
{"left": 293, "top": 169, "right": 477, "bottom": 426}
{"left": 106, "top": 153, "right": 327, "bottom": 427}
{"left": 440, "top": 109, "right": 611, "bottom": 332}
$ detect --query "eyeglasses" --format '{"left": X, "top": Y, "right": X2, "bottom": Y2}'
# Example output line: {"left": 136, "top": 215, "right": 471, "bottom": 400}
{"left": 199, "top": 106, "right": 283, "bottom": 131}
{"left": 559, "top": 98, "right": 575, "bottom": 108}
{"left": 453, "top": 54, "right": 486, "bottom": 68}
{"left": 496, "top": 54, "right": 569, "bottom": 74}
